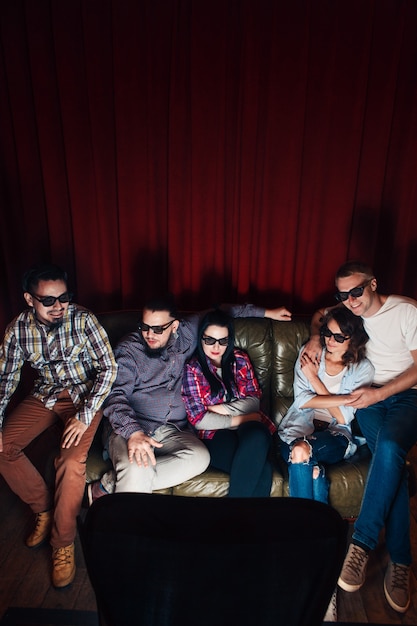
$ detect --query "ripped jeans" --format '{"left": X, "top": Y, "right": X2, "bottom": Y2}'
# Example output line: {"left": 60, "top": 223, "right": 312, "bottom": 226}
{"left": 280, "top": 430, "right": 349, "bottom": 503}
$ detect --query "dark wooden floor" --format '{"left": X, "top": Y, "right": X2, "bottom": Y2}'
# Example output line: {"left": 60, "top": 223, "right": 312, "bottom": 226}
{"left": 1, "top": 448, "right": 417, "bottom": 624}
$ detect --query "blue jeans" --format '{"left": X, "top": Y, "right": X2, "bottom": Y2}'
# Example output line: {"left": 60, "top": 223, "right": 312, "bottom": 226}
{"left": 353, "top": 389, "right": 417, "bottom": 565}
{"left": 280, "top": 430, "right": 349, "bottom": 503}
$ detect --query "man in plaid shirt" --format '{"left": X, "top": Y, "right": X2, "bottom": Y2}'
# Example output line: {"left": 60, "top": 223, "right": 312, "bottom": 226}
{"left": 0, "top": 263, "right": 117, "bottom": 588}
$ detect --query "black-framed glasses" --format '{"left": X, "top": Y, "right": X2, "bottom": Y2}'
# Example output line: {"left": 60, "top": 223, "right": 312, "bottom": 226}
{"left": 31, "top": 292, "right": 72, "bottom": 307}
{"left": 321, "top": 326, "right": 350, "bottom": 344}
{"left": 202, "top": 335, "right": 229, "bottom": 346}
{"left": 139, "top": 320, "right": 176, "bottom": 334}
{"left": 335, "top": 279, "right": 372, "bottom": 302}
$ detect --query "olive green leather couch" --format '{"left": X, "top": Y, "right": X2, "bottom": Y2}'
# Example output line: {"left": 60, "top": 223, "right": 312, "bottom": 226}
{"left": 86, "top": 310, "right": 372, "bottom": 519}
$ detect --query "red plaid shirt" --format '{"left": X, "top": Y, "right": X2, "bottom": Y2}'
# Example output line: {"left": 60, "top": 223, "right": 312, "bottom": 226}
{"left": 182, "top": 349, "right": 276, "bottom": 439}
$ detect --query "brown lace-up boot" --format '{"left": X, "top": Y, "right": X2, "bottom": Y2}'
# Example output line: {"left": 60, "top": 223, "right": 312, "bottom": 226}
{"left": 52, "top": 543, "right": 76, "bottom": 588}
{"left": 25, "top": 510, "right": 53, "bottom": 548}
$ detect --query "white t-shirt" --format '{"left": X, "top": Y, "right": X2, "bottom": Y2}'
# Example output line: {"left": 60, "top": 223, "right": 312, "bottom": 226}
{"left": 363, "top": 295, "right": 417, "bottom": 387}
{"left": 314, "top": 367, "right": 347, "bottom": 423}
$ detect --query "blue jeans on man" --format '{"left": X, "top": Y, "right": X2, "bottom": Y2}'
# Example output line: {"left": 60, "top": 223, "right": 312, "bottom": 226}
{"left": 353, "top": 389, "right": 417, "bottom": 565}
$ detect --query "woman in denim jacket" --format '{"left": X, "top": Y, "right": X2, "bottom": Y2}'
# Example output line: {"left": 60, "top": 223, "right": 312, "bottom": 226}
{"left": 278, "top": 307, "right": 374, "bottom": 503}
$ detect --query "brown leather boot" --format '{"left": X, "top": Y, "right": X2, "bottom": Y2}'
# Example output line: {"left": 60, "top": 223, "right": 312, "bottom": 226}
{"left": 52, "top": 543, "right": 76, "bottom": 588}
{"left": 26, "top": 510, "right": 53, "bottom": 548}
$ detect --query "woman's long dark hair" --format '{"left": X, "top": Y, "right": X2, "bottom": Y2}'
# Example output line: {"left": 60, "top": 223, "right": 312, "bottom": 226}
{"left": 196, "top": 309, "right": 236, "bottom": 400}
{"left": 319, "top": 307, "right": 369, "bottom": 365}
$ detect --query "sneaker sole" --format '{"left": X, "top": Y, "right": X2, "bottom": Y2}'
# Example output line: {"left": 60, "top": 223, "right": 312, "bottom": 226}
{"left": 383, "top": 579, "right": 410, "bottom": 613}
{"left": 337, "top": 575, "right": 363, "bottom": 592}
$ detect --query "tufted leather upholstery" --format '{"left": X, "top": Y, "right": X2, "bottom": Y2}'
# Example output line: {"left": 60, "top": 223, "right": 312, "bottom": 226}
{"left": 88, "top": 310, "right": 372, "bottom": 518}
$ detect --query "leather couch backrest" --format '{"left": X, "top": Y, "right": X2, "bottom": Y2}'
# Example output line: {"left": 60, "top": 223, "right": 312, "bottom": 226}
{"left": 97, "top": 310, "right": 141, "bottom": 347}
{"left": 234, "top": 318, "right": 272, "bottom": 416}
{"left": 270, "top": 319, "right": 310, "bottom": 425}
{"left": 96, "top": 311, "right": 311, "bottom": 428}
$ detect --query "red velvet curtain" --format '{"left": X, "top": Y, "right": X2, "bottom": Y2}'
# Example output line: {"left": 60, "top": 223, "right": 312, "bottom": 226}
{"left": 1, "top": 0, "right": 417, "bottom": 332}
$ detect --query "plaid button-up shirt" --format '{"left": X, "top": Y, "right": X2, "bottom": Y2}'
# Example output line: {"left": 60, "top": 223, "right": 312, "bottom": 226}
{"left": 0, "top": 304, "right": 117, "bottom": 427}
{"left": 182, "top": 349, "right": 276, "bottom": 439}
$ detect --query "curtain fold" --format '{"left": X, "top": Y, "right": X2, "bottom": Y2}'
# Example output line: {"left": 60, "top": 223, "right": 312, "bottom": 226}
{"left": 1, "top": 0, "right": 417, "bottom": 331}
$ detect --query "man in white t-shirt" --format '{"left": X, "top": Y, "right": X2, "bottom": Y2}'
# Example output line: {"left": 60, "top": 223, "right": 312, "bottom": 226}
{"left": 305, "top": 261, "right": 417, "bottom": 614}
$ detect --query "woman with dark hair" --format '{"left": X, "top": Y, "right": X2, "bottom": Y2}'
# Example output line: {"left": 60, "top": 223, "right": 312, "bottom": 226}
{"left": 278, "top": 307, "right": 374, "bottom": 503}
{"left": 182, "top": 309, "right": 275, "bottom": 497}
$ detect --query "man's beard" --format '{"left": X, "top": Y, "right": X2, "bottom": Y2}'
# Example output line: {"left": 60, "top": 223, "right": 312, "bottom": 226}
{"left": 144, "top": 344, "right": 164, "bottom": 358}
{"left": 48, "top": 319, "right": 64, "bottom": 330}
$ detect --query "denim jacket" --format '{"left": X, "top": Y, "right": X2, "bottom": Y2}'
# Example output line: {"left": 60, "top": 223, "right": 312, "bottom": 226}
{"left": 278, "top": 349, "right": 374, "bottom": 456}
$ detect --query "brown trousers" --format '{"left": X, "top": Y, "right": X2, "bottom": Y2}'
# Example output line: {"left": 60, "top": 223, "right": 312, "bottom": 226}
{"left": 0, "top": 392, "right": 101, "bottom": 548}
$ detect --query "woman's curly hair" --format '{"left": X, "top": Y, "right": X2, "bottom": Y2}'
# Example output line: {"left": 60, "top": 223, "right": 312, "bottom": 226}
{"left": 319, "top": 307, "right": 369, "bottom": 365}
